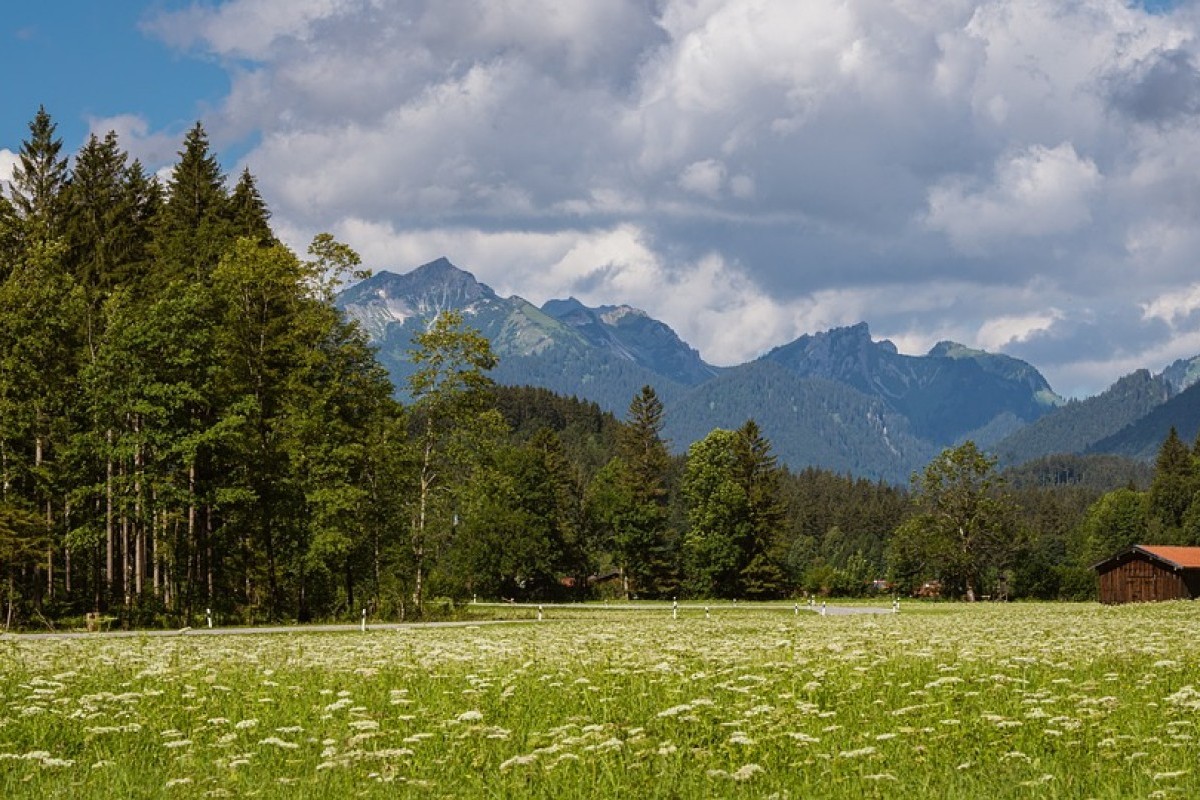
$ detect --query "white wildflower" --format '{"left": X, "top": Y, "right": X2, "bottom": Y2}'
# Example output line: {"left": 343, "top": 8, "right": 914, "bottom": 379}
{"left": 838, "top": 746, "right": 877, "bottom": 759}
{"left": 499, "top": 754, "right": 537, "bottom": 771}
{"left": 731, "top": 764, "right": 764, "bottom": 781}
{"left": 258, "top": 737, "right": 299, "bottom": 750}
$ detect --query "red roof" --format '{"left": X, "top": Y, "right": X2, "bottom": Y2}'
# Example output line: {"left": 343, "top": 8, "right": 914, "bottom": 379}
{"left": 1134, "top": 545, "right": 1200, "bottom": 569}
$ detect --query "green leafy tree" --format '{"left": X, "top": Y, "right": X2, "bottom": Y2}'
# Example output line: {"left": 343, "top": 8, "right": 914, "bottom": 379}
{"left": 681, "top": 422, "right": 787, "bottom": 598}
{"left": 406, "top": 310, "right": 500, "bottom": 615}
{"left": 1077, "top": 488, "right": 1148, "bottom": 565}
{"left": 0, "top": 503, "right": 48, "bottom": 629}
{"left": 0, "top": 238, "right": 85, "bottom": 604}
{"left": 447, "top": 443, "right": 566, "bottom": 601}
{"left": 282, "top": 305, "right": 394, "bottom": 620}
{"left": 888, "top": 441, "right": 1017, "bottom": 600}
{"left": 681, "top": 429, "right": 746, "bottom": 597}
{"left": 585, "top": 457, "right": 666, "bottom": 599}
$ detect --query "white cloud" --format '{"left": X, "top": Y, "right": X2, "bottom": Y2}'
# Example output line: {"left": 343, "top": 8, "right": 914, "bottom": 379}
{"left": 976, "top": 310, "right": 1063, "bottom": 352}
{"left": 0, "top": 148, "right": 16, "bottom": 186}
{"left": 924, "top": 143, "right": 1101, "bottom": 253}
{"left": 678, "top": 159, "right": 726, "bottom": 199}
{"left": 138, "top": 0, "right": 1200, "bottom": 397}
{"left": 141, "top": 0, "right": 346, "bottom": 60}
{"left": 85, "top": 114, "right": 183, "bottom": 169}
{"left": 1142, "top": 282, "right": 1200, "bottom": 325}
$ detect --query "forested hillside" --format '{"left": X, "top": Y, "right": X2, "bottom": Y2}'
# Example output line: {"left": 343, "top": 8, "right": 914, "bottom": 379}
{"left": 994, "top": 370, "right": 1173, "bottom": 466}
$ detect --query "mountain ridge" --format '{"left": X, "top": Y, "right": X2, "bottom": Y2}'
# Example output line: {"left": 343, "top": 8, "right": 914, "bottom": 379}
{"left": 335, "top": 256, "right": 1183, "bottom": 481}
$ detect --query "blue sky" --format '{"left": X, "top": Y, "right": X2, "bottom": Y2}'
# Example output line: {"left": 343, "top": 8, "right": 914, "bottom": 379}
{"left": 4, "top": 1, "right": 1200, "bottom": 399}
{"left": 2, "top": 2, "right": 231, "bottom": 158}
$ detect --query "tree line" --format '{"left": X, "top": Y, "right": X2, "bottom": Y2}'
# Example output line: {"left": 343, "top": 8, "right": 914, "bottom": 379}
{"left": 0, "top": 108, "right": 1184, "bottom": 629}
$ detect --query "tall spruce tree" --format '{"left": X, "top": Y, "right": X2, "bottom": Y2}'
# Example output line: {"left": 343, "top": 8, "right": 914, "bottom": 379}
{"left": 732, "top": 420, "right": 787, "bottom": 597}
{"left": 154, "top": 123, "right": 231, "bottom": 288}
{"left": 227, "top": 168, "right": 275, "bottom": 247}
{"left": 594, "top": 385, "right": 674, "bottom": 599}
{"left": 64, "top": 132, "right": 125, "bottom": 282}
{"left": 1148, "top": 427, "right": 1193, "bottom": 535}
{"left": 8, "top": 106, "right": 69, "bottom": 242}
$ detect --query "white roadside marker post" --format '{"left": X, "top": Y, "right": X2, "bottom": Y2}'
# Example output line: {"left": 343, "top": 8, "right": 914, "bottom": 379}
{"left": 361, "top": 608, "right": 367, "bottom": 632}
{"left": 538, "top": 604, "right": 544, "bottom": 621}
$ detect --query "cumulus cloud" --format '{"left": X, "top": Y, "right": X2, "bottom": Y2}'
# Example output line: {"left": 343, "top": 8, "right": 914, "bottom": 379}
{"left": 924, "top": 143, "right": 1101, "bottom": 253}
{"left": 976, "top": 310, "right": 1064, "bottom": 352}
{"left": 85, "top": 114, "right": 183, "bottom": 169}
{"left": 1142, "top": 282, "right": 1200, "bottom": 326}
{"left": 139, "top": 0, "right": 1200, "bottom": 396}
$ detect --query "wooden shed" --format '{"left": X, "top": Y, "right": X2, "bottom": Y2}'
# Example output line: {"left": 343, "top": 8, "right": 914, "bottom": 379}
{"left": 1092, "top": 545, "right": 1200, "bottom": 604}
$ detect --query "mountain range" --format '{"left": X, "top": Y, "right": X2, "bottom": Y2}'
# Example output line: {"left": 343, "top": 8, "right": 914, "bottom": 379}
{"left": 336, "top": 258, "right": 1200, "bottom": 483}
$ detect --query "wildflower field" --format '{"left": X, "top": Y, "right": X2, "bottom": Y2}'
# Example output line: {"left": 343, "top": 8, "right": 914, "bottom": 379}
{"left": 2, "top": 603, "right": 1198, "bottom": 798}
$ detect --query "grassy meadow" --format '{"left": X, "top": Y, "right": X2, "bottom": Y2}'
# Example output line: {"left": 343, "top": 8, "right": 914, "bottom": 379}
{"left": 1, "top": 602, "right": 1198, "bottom": 798}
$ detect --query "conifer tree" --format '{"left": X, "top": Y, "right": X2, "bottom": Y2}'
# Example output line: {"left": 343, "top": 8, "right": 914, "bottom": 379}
{"left": 592, "top": 385, "right": 674, "bottom": 599}
{"left": 8, "top": 106, "right": 69, "bottom": 242}
{"left": 64, "top": 132, "right": 128, "bottom": 290}
{"left": 732, "top": 420, "right": 787, "bottom": 597}
{"left": 227, "top": 168, "right": 275, "bottom": 247}
{"left": 1149, "top": 427, "right": 1193, "bottom": 533}
{"left": 153, "top": 123, "right": 231, "bottom": 287}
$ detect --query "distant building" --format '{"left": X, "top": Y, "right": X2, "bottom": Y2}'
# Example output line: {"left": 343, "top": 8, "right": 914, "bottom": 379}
{"left": 1092, "top": 545, "right": 1200, "bottom": 604}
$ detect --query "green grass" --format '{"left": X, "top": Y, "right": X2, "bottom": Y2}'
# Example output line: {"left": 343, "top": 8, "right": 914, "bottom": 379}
{"left": 1, "top": 602, "right": 1198, "bottom": 798}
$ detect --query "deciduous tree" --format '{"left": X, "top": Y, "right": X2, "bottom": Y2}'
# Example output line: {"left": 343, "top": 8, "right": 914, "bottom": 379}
{"left": 888, "top": 441, "right": 1017, "bottom": 600}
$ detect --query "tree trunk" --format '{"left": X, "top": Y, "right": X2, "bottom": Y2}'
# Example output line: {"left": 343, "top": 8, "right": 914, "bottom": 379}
{"left": 412, "top": 428, "right": 434, "bottom": 615}
{"left": 188, "top": 461, "right": 197, "bottom": 616}
{"left": 134, "top": 423, "right": 143, "bottom": 599}
{"left": 63, "top": 501, "right": 71, "bottom": 595}
{"left": 206, "top": 506, "right": 214, "bottom": 609}
{"left": 105, "top": 430, "right": 113, "bottom": 601}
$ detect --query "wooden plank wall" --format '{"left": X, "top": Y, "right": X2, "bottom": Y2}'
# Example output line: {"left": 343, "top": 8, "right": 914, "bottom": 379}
{"left": 1098, "top": 556, "right": 1191, "bottom": 604}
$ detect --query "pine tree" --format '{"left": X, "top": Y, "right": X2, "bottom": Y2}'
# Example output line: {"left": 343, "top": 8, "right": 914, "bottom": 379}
{"left": 63, "top": 132, "right": 128, "bottom": 290}
{"left": 1149, "top": 427, "right": 1192, "bottom": 533}
{"left": 153, "top": 123, "right": 231, "bottom": 288}
{"left": 227, "top": 168, "right": 275, "bottom": 247}
{"left": 8, "top": 106, "right": 69, "bottom": 242}
{"left": 733, "top": 420, "right": 787, "bottom": 597}
{"left": 618, "top": 386, "right": 670, "bottom": 507}
{"left": 595, "top": 385, "right": 674, "bottom": 599}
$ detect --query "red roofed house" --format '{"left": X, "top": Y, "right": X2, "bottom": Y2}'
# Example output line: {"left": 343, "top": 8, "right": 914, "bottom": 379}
{"left": 1092, "top": 545, "right": 1200, "bottom": 604}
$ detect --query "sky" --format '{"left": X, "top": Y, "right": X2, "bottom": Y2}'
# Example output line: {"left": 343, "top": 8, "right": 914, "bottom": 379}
{"left": 3, "top": 0, "right": 1200, "bottom": 398}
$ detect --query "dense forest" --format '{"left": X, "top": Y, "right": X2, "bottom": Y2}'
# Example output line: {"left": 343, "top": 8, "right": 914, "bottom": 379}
{"left": 0, "top": 109, "right": 1194, "bottom": 630}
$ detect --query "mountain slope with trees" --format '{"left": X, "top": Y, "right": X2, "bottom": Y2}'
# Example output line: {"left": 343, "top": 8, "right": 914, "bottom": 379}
{"left": 993, "top": 369, "right": 1173, "bottom": 466}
